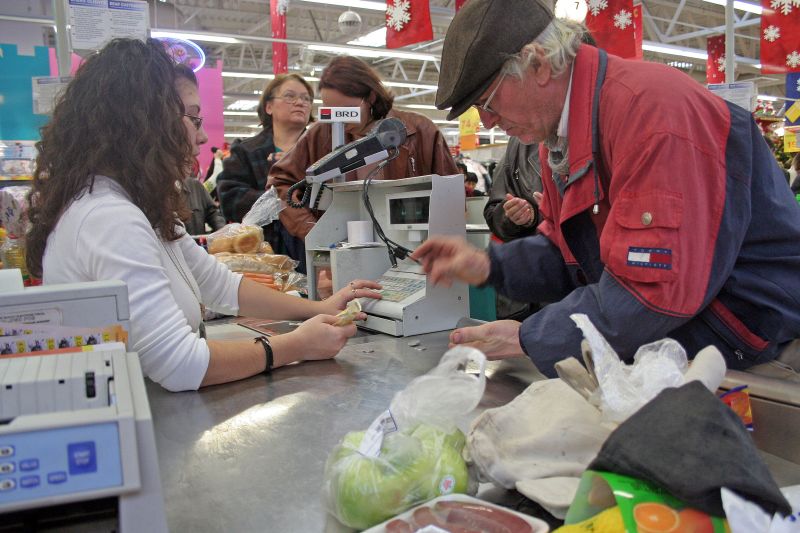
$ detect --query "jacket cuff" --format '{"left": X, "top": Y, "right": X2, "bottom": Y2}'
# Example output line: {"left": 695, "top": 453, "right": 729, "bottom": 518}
{"left": 482, "top": 243, "right": 505, "bottom": 289}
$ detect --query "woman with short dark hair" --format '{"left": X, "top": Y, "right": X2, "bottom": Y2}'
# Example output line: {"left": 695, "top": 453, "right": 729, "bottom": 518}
{"left": 269, "top": 56, "right": 458, "bottom": 250}
{"left": 27, "top": 39, "right": 380, "bottom": 392}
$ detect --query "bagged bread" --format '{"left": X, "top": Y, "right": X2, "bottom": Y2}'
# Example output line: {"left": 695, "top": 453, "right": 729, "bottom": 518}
{"left": 207, "top": 224, "right": 264, "bottom": 254}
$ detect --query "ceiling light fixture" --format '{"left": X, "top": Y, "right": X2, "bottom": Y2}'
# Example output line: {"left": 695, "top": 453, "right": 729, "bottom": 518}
{"left": 224, "top": 111, "right": 258, "bottom": 116}
{"left": 222, "top": 72, "right": 321, "bottom": 81}
{"left": 306, "top": 44, "right": 437, "bottom": 61}
{"left": 227, "top": 99, "right": 260, "bottom": 111}
{"left": 347, "top": 27, "right": 386, "bottom": 47}
{"left": 643, "top": 42, "right": 709, "bottom": 60}
{"left": 702, "top": 0, "right": 762, "bottom": 15}
{"left": 400, "top": 104, "right": 439, "bottom": 110}
{"left": 151, "top": 30, "right": 240, "bottom": 44}
{"left": 296, "top": 0, "right": 386, "bottom": 11}
{"left": 643, "top": 41, "right": 760, "bottom": 66}
{"left": 223, "top": 72, "right": 274, "bottom": 79}
{"left": 384, "top": 81, "right": 438, "bottom": 90}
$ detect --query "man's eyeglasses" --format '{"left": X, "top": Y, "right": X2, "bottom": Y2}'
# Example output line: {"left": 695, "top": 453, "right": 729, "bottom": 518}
{"left": 271, "top": 92, "right": 313, "bottom": 106}
{"left": 474, "top": 72, "right": 507, "bottom": 115}
{"left": 183, "top": 113, "right": 204, "bottom": 130}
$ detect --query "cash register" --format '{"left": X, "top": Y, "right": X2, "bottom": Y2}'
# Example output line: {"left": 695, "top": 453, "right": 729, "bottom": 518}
{"left": 0, "top": 280, "right": 167, "bottom": 532}
{"left": 304, "top": 174, "right": 470, "bottom": 336}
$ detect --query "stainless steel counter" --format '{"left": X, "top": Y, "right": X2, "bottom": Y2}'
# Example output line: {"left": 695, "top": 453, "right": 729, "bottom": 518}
{"left": 146, "top": 323, "right": 800, "bottom": 532}
{"left": 146, "top": 325, "right": 544, "bottom": 532}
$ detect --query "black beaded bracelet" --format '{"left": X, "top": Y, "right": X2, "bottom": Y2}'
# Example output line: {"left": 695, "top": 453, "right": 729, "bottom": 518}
{"left": 254, "top": 336, "right": 274, "bottom": 374}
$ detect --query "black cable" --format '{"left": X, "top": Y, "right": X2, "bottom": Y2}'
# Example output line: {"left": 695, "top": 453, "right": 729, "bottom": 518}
{"left": 286, "top": 180, "right": 310, "bottom": 208}
{"left": 360, "top": 148, "right": 416, "bottom": 268}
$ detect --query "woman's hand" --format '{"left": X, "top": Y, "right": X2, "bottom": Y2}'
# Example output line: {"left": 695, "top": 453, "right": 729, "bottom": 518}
{"left": 317, "top": 279, "right": 383, "bottom": 316}
{"left": 288, "top": 314, "right": 359, "bottom": 361}
{"left": 448, "top": 320, "right": 526, "bottom": 360}
{"left": 503, "top": 193, "right": 536, "bottom": 226}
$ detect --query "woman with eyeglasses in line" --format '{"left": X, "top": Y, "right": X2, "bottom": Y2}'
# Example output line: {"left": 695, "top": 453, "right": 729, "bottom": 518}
{"left": 268, "top": 56, "right": 459, "bottom": 274}
{"left": 27, "top": 39, "right": 381, "bottom": 392}
{"left": 217, "top": 73, "right": 315, "bottom": 225}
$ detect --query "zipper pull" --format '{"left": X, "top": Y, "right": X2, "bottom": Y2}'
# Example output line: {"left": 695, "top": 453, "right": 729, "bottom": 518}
{"left": 592, "top": 204, "right": 599, "bottom": 215}
{"left": 410, "top": 156, "right": 416, "bottom": 175}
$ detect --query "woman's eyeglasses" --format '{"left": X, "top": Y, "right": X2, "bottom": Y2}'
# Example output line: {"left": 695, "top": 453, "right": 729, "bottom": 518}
{"left": 271, "top": 93, "right": 313, "bottom": 106}
{"left": 183, "top": 113, "right": 204, "bottom": 130}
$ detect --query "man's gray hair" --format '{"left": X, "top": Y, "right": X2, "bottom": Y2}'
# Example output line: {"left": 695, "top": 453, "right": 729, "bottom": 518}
{"left": 500, "top": 18, "right": 587, "bottom": 79}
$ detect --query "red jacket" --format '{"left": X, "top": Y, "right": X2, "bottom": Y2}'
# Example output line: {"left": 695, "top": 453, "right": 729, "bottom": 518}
{"left": 487, "top": 45, "right": 800, "bottom": 375}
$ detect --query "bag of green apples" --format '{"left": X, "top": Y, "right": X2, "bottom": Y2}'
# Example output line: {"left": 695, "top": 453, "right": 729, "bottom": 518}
{"left": 323, "top": 346, "right": 487, "bottom": 530}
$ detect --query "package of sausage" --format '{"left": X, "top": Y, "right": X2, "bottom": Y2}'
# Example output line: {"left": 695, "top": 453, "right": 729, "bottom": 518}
{"left": 364, "top": 494, "right": 550, "bottom": 533}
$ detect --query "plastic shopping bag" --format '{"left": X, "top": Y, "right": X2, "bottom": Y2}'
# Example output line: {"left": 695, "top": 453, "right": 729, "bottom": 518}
{"left": 323, "top": 346, "right": 487, "bottom": 530}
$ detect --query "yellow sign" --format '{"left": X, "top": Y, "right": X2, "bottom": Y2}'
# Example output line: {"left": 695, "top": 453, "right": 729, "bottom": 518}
{"left": 459, "top": 107, "right": 480, "bottom": 151}
{"left": 785, "top": 126, "right": 799, "bottom": 153}
{"left": 786, "top": 100, "right": 800, "bottom": 124}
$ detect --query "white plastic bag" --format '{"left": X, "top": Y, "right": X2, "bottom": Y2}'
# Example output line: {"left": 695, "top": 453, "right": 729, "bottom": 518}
{"left": 572, "top": 314, "right": 688, "bottom": 423}
{"left": 323, "top": 346, "right": 487, "bottom": 530}
{"left": 722, "top": 486, "right": 800, "bottom": 533}
{"left": 390, "top": 346, "right": 487, "bottom": 433}
{"left": 241, "top": 186, "right": 282, "bottom": 227}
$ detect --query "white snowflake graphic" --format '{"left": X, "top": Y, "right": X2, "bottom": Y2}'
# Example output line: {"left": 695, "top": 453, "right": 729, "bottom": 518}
{"left": 614, "top": 9, "right": 632, "bottom": 30}
{"left": 787, "top": 50, "right": 800, "bottom": 68}
{"left": 386, "top": 0, "right": 411, "bottom": 32}
{"left": 717, "top": 55, "right": 726, "bottom": 72}
{"left": 770, "top": 0, "right": 800, "bottom": 16}
{"left": 276, "top": 0, "right": 289, "bottom": 15}
{"left": 763, "top": 25, "right": 781, "bottom": 42}
{"left": 587, "top": 0, "right": 608, "bottom": 16}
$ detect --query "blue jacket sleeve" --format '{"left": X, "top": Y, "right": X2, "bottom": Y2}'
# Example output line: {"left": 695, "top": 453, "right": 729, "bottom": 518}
{"left": 519, "top": 273, "right": 689, "bottom": 377}
{"left": 485, "top": 235, "right": 575, "bottom": 303}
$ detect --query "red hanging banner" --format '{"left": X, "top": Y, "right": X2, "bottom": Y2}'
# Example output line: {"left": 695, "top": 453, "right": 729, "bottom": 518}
{"left": 585, "top": 0, "right": 637, "bottom": 58}
{"left": 706, "top": 34, "right": 726, "bottom": 84}
{"left": 760, "top": 0, "right": 800, "bottom": 74}
{"left": 632, "top": 4, "right": 643, "bottom": 59}
{"left": 270, "top": 0, "right": 288, "bottom": 74}
{"left": 386, "top": 0, "right": 434, "bottom": 49}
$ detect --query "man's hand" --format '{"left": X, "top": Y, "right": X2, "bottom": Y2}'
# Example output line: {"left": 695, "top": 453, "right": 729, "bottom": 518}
{"left": 410, "top": 236, "right": 490, "bottom": 287}
{"left": 503, "top": 193, "right": 535, "bottom": 227}
{"left": 449, "top": 320, "right": 526, "bottom": 359}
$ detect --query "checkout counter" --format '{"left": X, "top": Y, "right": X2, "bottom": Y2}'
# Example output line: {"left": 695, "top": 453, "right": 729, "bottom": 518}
{"left": 144, "top": 319, "right": 800, "bottom": 532}
{"left": 0, "top": 283, "right": 799, "bottom": 532}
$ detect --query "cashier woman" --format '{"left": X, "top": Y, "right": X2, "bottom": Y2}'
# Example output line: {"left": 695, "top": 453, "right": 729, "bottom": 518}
{"left": 25, "top": 39, "right": 381, "bottom": 392}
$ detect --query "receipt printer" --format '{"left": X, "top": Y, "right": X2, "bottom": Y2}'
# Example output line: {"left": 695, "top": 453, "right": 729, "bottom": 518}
{"left": 0, "top": 281, "right": 167, "bottom": 532}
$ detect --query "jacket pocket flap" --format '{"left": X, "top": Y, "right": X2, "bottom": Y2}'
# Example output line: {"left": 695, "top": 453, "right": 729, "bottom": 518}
{"left": 615, "top": 192, "right": 683, "bottom": 230}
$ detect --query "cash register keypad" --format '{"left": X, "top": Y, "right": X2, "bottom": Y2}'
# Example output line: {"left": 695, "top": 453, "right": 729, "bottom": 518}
{"left": 375, "top": 275, "right": 426, "bottom": 303}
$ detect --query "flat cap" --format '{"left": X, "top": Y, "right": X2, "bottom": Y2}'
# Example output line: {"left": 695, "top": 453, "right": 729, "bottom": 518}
{"left": 436, "top": 0, "right": 554, "bottom": 120}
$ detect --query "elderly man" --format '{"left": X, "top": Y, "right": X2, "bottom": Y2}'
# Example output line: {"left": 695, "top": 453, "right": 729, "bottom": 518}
{"left": 412, "top": 0, "right": 800, "bottom": 377}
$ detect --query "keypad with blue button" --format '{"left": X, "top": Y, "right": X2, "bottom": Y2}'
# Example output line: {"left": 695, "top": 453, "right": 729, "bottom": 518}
{"left": 0, "top": 422, "right": 122, "bottom": 506}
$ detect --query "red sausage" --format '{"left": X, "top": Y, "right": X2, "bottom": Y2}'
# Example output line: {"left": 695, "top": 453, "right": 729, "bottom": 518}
{"left": 433, "top": 501, "right": 534, "bottom": 533}
{"left": 410, "top": 507, "right": 480, "bottom": 533}
{"left": 385, "top": 519, "right": 414, "bottom": 533}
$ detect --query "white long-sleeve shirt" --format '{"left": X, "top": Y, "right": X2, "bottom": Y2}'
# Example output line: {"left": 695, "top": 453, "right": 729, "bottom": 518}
{"left": 43, "top": 176, "right": 242, "bottom": 391}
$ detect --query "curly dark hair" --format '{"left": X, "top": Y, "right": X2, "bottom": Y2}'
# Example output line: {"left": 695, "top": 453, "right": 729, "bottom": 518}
{"left": 319, "top": 56, "right": 394, "bottom": 121}
{"left": 26, "top": 38, "right": 193, "bottom": 277}
{"left": 257, "top": 73, "right": 316, "bottom": 129}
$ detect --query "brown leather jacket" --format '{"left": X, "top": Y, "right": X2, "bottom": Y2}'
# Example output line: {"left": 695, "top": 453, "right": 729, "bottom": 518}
{"left": 268, "top": 109, "right": 458, "bottom": 239}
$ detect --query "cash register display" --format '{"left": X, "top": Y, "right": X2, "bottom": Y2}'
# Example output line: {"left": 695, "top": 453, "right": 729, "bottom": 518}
{"left": 374, "top": 274, "right": 426, "bottom": 303}
{"left": 388, "top": 194, "right": 430, "bottom": 230}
